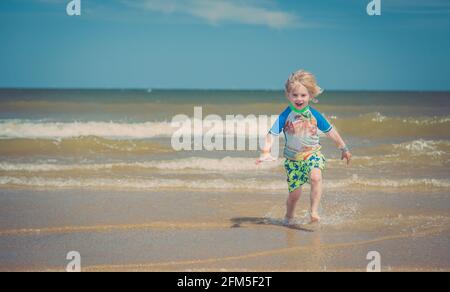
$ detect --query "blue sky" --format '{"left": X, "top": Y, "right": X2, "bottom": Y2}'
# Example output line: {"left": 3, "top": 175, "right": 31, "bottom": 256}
{"left": 1, "top": 0, "right": 450, "bottom": 90}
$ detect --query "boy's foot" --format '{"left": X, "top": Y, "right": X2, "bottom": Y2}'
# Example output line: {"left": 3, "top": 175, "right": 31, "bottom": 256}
{"left": 310, "top": 213, "right": 321, "bottom": 224}
{"left": 282, "top": 217, "right": 296, "bottom": 226}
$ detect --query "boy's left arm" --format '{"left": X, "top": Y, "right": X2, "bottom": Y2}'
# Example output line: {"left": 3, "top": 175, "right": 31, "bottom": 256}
{"left": 326, "top": 128, "right": 352, "bottom": 165}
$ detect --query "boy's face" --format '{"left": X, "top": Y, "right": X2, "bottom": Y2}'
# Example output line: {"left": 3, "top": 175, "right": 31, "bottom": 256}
{"left": 286, "top": 83, "right": 311, "bottom": 110}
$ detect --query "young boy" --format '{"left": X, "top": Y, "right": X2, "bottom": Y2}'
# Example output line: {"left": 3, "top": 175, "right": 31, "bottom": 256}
{"left": 256, "top": 70, "right": 352, "bottom": 225}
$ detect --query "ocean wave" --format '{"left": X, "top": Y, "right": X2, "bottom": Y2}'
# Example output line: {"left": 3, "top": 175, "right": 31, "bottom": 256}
{"left": 1, "top": 138, "right": 448, "bottom": 174}
{"left": 393, "top": 139, "right": 450, "bottom": 155}
{"left": 0, "top": 137, "right": 171, "bottom": 156}
{"left": 354, "top": 139, "right": 450, "bottom": 160}
{"left": 325, "top": 140, "right": 450, "bottom": 169}
{"left": 332, "top": 113, "right": 450, "bottom": 138}
{"left": 328, "top": 112, "right": 450, "bottom": 126}
{"left": 0, "top": 157, "right": 280, "bottom": 173}
{"left": 0, "top": 118, "right": 276, "bottom": 140}
{"left": 329, "top": 175, "right": 450, "bottom": 189}
{"left": 0, "top": 120, "right": 174, "bottom": 139}
{"left": 0, "top": 176, "right": 282, "bottom": 190}
{"left": 0, "top": 175, "right": 448, "bottom": 191}
{"left": 368, "top": 113, "right": 450, "bottom": 125}
{"left": 1, "top": 112, "right": 449, "bottom": 140}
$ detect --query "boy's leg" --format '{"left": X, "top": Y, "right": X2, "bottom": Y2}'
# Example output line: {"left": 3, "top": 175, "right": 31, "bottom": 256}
{"left": 309, "top": 168, "right": 323, "bottom": 222}
{"left": 285, "top": 187, "right": 302, "bottom": 220}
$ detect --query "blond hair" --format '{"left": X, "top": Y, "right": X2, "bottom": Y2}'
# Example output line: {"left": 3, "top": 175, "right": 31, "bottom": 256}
{"left": 285, "top": 70, "right": 323, "bottom": 97}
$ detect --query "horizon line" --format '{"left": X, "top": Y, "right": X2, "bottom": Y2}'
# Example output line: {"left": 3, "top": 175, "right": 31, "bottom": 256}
{"left": 1, "top": 87, "right": 449, "bottom": 93}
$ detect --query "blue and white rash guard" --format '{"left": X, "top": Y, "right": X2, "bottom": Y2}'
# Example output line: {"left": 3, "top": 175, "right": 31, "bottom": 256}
{"left": 269, "top": 105, "right": 333, "bottom": 161}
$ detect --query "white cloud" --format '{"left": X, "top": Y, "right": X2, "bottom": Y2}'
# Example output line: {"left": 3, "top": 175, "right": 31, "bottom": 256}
{"left": 123, "top": 0, "right": 298, "bottom": 28}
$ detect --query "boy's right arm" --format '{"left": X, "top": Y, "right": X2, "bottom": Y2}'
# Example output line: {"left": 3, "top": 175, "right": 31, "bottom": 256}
{"left": 255, "top": 106, "right": 290, "bottom": 165}
{"left": 255, "top": 134, "right": 275, "bottom": 165}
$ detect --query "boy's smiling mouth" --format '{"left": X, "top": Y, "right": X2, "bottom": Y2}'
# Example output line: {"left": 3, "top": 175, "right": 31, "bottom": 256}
{"left": 294, "top": 101, "right": 304, "bottom": 107}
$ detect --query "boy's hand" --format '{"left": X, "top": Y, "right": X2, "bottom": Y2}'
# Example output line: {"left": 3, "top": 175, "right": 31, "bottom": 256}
{"left": 341, "top": 151, "right": 352, "bottom": 165}
{"left": 256, "top": 152, "right": 276, "bottom": 165}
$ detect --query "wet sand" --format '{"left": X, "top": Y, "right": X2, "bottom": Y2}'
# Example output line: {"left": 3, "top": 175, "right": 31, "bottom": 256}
{"left": 0, "top": 187, "right": 449, "bottom": 272}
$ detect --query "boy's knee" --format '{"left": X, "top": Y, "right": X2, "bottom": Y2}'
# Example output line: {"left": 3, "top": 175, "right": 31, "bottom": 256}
{"left": 310, "top": 172, "right": 322, "bottom": 184}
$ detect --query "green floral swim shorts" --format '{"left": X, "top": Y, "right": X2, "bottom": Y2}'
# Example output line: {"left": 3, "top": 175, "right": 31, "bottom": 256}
{"left": 284, "top": 152, "right": 326, "bottom": 192}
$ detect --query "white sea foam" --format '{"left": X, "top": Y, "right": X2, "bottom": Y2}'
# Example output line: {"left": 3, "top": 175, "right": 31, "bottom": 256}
{"left": 368, "top": 113, "right": 450, "bottom": 125}
{"left": 0, "top": 175, "right": 448, "bottom": 191}
{"left": 0, "top": 118, "right": 274, "bottom": 140}
{"left": 0, "top": 120, "right": 174, "bottom": 139}
{"left": 401, "top": 117, "right": 450, "bottom": 125}
{"left": 2, "top": 114, "right": 448, "bottom": 140}
{"left": 393, "top": 139, "right": 449, "bottom": 157}
{"left": 0, "top": 176, "right": 285, "bottom": 191}
{"left": 371, "top": 112, "right": 387, "bottom": 123}
{"left": 0, "top": 157, "right": 281, "bottom": 172}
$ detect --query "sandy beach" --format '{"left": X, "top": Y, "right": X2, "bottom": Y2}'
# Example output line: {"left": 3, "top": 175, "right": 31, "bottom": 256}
{"left": 1, "top": 186, "right": 448, "bottom": 272}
